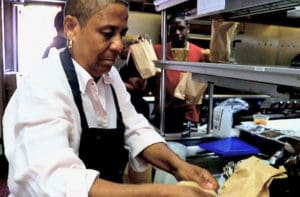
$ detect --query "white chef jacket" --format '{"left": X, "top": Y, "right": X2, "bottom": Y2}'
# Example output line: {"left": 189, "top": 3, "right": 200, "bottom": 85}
{"left": 3, "top": 48, "right": 165, "bottom": 197}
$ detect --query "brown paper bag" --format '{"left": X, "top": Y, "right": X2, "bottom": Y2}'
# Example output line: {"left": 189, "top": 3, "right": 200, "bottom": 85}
{"left": 209, "top": 19, "right": 239, "bottom": 63}
{"left": 221, "top": 156, "right": 287, "bottom": 197}
{"left": 130, "top": 38, "right": 160, "bottom": 79}
{"left": 174, "top": 72, "right": 207, "bottom": 105}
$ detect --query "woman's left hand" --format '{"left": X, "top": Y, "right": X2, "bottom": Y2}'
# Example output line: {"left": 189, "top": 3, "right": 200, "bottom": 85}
{"left": 173, "top": 161, "right": 219, "bottom": 192}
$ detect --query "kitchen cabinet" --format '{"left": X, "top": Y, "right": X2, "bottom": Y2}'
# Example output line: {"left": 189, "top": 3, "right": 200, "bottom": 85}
{"left": 153, "top": 0, "right": 300, "bottom": 133}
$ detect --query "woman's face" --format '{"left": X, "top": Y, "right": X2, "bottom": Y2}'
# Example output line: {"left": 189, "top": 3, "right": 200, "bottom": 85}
{"left": 66, "top": 3, "right": 128, "bottom": 77}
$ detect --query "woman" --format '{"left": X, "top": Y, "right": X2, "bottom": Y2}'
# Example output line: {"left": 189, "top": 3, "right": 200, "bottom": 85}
{"left": 3, "top": 0, "right": 218, "bottom": 196}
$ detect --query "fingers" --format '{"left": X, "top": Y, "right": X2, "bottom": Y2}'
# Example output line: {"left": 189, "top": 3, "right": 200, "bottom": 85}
{"left": 196, "top": 168, "right": 219, "bottom": 191}
{"left": 177, "top": 181, "right": 218, "bottom": 197}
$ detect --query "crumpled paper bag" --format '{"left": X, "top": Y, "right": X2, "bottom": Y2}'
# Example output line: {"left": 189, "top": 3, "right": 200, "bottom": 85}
{"left": 130, "top": 38, "right": 160, "bottom": 79}
{"left": 209, "top": 19, "right": 239, "bottom": 63}
{"left": 221, "top": 156, "right": 287, "bottom": 197}
{"left": 174, "top": 72, "right": 208, "bottom": 105}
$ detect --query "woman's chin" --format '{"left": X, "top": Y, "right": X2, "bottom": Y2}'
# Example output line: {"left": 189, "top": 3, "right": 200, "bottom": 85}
{"left": 99, "top": 65, "right": 113, "bottom": 74}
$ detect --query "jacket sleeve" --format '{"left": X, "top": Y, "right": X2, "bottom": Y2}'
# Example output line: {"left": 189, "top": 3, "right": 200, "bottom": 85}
{"left": 3, "top": 57, "right": 99, "bottom": 197}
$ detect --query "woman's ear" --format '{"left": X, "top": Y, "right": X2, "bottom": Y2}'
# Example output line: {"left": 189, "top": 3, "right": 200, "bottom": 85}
{"left": 64, "top": 15, "right": 80, "bottom": 40}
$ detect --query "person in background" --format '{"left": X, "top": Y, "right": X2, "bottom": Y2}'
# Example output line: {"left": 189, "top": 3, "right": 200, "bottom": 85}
{"left": 153, "top": 15, "right": 206, "bottom": 133}
{"left": 119, "top": 34, "right": 150, "bottom": 120}
{"left": 42, "top": 10, "right": 67, "bottom": 58}
{"left": 3, "top": 0, "right": 218, "bottom": 196}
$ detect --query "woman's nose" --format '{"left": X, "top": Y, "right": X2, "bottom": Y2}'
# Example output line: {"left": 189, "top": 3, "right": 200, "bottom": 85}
{"left": 111, "top": 35, "right": 124, "bottom": 53}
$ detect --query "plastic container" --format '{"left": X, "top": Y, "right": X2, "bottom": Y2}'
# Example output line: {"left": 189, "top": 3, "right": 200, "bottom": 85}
{"left": 253, "top": 114, "right": 270, "bottom": 125}
{"left": 198, "top": 137, "right": 259, "bottom": 157}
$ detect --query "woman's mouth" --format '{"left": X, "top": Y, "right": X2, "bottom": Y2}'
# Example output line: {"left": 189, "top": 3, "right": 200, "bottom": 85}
{"left": 101, "top": 64, "right": 112, "bottom": 69}
{"left": 99, "top": 57, "right": 117, "bottom": 65}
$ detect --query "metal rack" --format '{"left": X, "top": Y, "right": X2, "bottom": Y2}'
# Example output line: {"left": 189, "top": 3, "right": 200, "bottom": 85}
{"left": 154, "top": 0, "right": 300, "bottom": 135}
{"left": 154, "top": 60, "right": 300, "bottom": 89}
{"left": 155, "top": 0, "right": 300, "bottom": 19}
{"left": 154, "top": 0, "right": 189, "bottom": 11}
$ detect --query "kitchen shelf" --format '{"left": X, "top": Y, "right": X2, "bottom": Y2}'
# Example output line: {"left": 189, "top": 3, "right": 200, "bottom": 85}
{"left": 155, "top": 0, "right": 300, "bottom": 19}
{"left": 154, "top": 0, "right": 189, "bottom": 11}
{"left": 154, "top": 0, "right": 300, "bottom": 133}
{"left": 155, "top": 60, "right": 300, "bottom": 99}
{"left": 155, "top": 60, "right": 300, "bottom": 88}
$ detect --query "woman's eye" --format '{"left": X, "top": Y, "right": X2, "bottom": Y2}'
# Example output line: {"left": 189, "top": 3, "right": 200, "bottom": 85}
{"left": 120, "top": 29, "right": 128, "bottom": 37}
{"left": 100, "top": 28, "right": 127, "bottom": 40}
{"left": 102, "top": 31, "right": 114, "bottom": 39}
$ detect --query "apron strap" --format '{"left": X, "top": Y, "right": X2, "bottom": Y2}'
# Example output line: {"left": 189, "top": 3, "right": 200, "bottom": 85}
{"left": 59, "top": 48, "right": 123, "bottom": 129}
{"left": 59, "top": 48, "right": 128, "bottom": 183}
{"left": 110, "top": 85, "right": 124, "bottom": 125}
{"left": 59, "top": 48, "right": 89, "bottom": 130}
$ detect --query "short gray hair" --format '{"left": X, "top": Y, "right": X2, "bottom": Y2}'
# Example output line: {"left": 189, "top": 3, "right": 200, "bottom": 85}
{"left": 64, "top": 0, "right": 129, "bottom": 26}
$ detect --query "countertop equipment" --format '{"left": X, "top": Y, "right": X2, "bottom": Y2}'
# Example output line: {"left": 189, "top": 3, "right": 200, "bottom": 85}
{"left": 233, "top": 97, "right": 300, "bottom": 126}
{"left": 199, "top": 93, "right": 269, "bottom": 125}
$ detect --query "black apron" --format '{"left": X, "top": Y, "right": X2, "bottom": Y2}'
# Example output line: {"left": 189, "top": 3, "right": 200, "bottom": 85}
{"left": 60, "top": 48, "right": 128, "bottom": 183}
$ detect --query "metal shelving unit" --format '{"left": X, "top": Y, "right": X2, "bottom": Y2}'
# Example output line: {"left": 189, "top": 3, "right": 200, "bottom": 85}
{"left": 154, "top": 0, "right": 300, "bottom": 134}
{"left": 155, "top": 0, "right": 300, "bottom": 19}
{"left": 155, "top": 60, "right": 300, "bottom": 99}
{"left": 155, "top": 60, "right": 300, "bottom": 88}
{"left": 154, "top": 0, "right": 189, "bottom": 11}
{"left": 186, "top": 0, "right": 300, "bottom": 20}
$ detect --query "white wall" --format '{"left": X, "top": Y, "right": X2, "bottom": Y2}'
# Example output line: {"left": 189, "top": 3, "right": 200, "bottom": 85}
{"left": 16, "top": 5, "right": 62, "bottom": 73}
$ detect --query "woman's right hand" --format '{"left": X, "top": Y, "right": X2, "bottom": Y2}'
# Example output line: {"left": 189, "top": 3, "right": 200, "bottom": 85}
{"left": 160, "top": 184, "right": 217, "bottom": 197}
{"left": 89, "top": 178, "right": 218, "bottom": 197}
